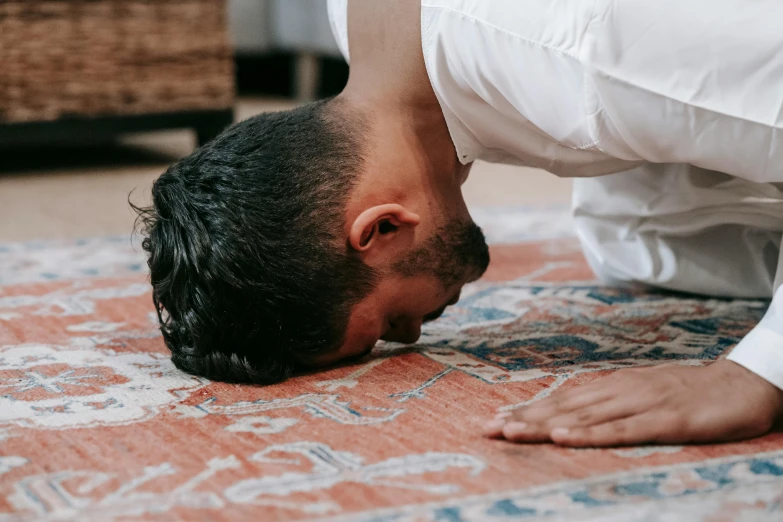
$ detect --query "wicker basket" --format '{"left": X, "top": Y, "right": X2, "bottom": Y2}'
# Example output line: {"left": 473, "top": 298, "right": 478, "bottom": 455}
{"left": 0, "top": 0, "right": 235, "bottom": 124}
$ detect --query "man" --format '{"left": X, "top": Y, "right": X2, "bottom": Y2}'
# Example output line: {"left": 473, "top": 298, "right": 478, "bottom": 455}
{"left": 137, "top": 0, "right": 783, "bottom": 447}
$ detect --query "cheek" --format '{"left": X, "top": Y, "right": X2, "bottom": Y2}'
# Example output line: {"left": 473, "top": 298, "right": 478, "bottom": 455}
{"left": 310, "top": 335, "right": 378, "bottom": 368}
{"left": 342, "top": 315, "right": 383, "bottom": 357}
{"left": 402, "top": 283, "right": 443, "bottom": 311}
{"left": 341, "top": 341, "right": 376, "bottom": 361}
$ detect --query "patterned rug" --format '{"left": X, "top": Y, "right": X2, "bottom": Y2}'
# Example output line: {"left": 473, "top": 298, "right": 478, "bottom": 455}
{"left": 1, "top": 206, "right": 781, "bottom": 521}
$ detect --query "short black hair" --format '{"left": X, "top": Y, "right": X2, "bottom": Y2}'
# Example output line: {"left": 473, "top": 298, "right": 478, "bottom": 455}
{"left": 134, "top": 100, "right": 377, "bottom": 384}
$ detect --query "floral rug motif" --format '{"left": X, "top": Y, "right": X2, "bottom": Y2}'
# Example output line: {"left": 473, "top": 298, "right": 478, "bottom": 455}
{"left": 0, "top": 206, "right": 780, "bottom": 521}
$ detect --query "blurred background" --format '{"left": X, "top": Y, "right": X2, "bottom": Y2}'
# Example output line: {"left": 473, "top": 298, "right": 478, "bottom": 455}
{"left": 0, "top": 0, "right": 570, "bottom": 242}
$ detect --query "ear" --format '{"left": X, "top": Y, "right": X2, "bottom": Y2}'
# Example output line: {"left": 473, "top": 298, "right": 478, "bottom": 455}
{"left": 349, "top": 204, "right": 421, "bottom": 253}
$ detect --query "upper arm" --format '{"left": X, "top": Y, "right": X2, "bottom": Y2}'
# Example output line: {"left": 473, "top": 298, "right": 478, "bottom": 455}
{"left": 584, "top": 0, "right": 783, "bottom": 182}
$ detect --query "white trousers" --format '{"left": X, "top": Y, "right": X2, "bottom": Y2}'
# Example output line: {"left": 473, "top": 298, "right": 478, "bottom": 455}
{"left": 573, "top": 164, "right": 783, "bottom": 298}
{"left": 573, "top": 164, "right": 783, "bottom": 388}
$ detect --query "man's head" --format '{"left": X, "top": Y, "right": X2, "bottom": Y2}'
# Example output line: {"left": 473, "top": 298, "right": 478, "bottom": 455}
{"left": 136, "top": 97, "right": 489, "bottom": 384}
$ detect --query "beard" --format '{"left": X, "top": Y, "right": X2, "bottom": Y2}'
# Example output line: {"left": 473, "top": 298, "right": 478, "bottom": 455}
{"left": 392, "top": 219, "right": 490, "bottom": 289}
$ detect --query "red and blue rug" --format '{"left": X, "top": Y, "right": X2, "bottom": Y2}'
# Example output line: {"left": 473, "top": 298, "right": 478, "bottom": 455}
{"left": 0, "top": 206, "right": 779, "bottom": 521}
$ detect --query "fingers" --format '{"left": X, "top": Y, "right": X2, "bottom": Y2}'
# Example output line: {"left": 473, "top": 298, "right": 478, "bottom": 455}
{"left": 490, "top": 399, "right": 639, "bottom": 443}
{"left": 485, "top": 411, "right": 683, "bottom": 447}
{"left": 484, "top": 362, "right": 780, "bottom": 448}
{"left": 483, "top": 412, "right": 512, "bottom": 438}
{"left": 509, "top": 392, "right": 612, "bottom": 426}
{"left": 483, "top": 378, "right": 623, "bottom": 441}
{"left": 550, "top": 413, "right": 683, "bottom": 447}
{"left": 508, "top": 381, "right": 617, "bottom": 425}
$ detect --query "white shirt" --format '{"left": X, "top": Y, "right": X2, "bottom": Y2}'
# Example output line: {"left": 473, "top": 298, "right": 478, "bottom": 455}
{"left": 327, "top": 0, "right": 783, "bottom": 389}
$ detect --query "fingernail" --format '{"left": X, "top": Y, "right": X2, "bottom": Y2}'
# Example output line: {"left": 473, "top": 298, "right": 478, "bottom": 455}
{"left": 551, "top": 427, "right": 569, "bottom": 438}
{"left": 502, "top": 422, "right": 527, "bottom": 436}
{"left": 494, "top": 411, "right": 512, "bottom": 419}
{"left": 483, "top": 419, "right": 506, "bottom": 433}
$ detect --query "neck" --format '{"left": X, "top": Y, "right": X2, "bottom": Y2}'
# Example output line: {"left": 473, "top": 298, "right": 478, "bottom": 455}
{"left": 336, "top": 0, "right": 462, "bottom": 215}
{"left": 337, "top": 88, "right": 457, "bottom": 184}
{"left": 342, "top": 0, "right": 440, "bottom": 110}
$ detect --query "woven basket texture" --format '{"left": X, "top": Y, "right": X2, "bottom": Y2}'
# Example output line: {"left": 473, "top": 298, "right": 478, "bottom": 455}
{"left": 0, "top": 0, "right": 235, "bottom": 123}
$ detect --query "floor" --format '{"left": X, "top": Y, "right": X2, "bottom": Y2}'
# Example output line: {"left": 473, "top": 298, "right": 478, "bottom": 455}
{"left": 5, "top": 101, "right": 781, "bottom": 522}
{"left": 4, "top": 185, "right": 778, "bottom": 521}
{"left": 0, "top": 98, "right": 572, "bottom": 242}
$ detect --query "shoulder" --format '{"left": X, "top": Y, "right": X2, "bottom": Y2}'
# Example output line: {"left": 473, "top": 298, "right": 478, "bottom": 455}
{"left": 421, "top": 0, "right": 596, "bottom": 59}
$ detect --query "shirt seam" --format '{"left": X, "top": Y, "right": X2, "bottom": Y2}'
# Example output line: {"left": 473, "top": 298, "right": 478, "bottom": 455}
{"left": 588, "top": 68, "right": 783, "bottom": 132}
{"left": 420, "top": 3, "right": 583, "bottom": 61}
{"left": 420, "top": 5, "right": 481, "bottom": 163}
{"left": 581, "top": 0, "right": 606, "bottom": 152}
{"left": 422, "top": 2, "right": 600, "bottom": 156}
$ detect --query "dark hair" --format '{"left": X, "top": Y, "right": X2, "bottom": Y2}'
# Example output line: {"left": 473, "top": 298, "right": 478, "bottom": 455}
{"left": 133, "top": 100, "right": 376, "bottom": 384}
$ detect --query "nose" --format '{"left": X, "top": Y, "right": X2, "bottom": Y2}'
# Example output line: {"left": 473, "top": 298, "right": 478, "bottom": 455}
{"left": 381, "top": 318, "right": 422, "bottom": 344}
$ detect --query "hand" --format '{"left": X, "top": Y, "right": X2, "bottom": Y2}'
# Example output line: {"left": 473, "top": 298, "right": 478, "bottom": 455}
{"left": 483, "top": 360, "right": 783, "bottom": 447}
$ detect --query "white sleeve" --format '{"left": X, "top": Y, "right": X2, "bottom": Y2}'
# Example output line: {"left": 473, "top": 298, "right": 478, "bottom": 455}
{"left": 326, "top": 0, "right": 350, "bottom": 63}
{"left": 585, "top": 0, "right": 783, "bottom": 183}
{"left": 727, "top": 257, "right": 783, "bottom": 391}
